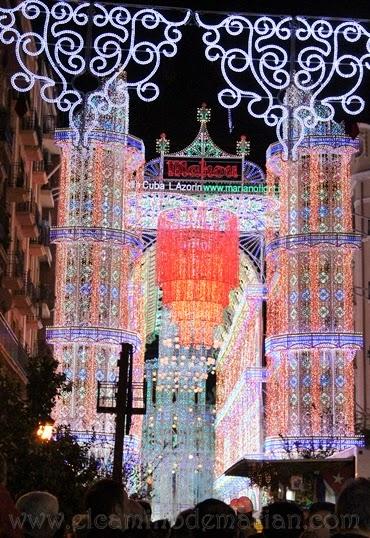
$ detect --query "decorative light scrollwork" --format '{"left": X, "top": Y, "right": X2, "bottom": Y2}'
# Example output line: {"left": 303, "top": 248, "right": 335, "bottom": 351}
{"left": 0, "top": 0, "right": 190, "bottom": 144}
{"left": 196, "top": 14, "right": 370, "bottom": 158}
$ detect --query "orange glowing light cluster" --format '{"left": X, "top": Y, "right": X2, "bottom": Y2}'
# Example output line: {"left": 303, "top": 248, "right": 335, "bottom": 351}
{"left": 157, "top": 207, "right": 239, "bottom": 347}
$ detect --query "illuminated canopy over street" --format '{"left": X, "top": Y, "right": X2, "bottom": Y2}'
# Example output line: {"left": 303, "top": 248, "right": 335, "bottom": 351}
{"left": 0, "top": 0, "right": 370, "bottom": 526}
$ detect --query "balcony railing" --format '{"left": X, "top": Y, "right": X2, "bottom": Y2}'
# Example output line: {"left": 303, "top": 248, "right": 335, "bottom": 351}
{"left": 0, "top": 312, "right": 28, "bottom": 374}
{"left": 32, "top": 160, "right": 46, "bottom": 173}
{"left": 0, "top": 109, "right": 13, "bottom": 147}
{"left": 21, "top": 109, "right": 43, "bottom": 148}
{"left": 16, "top": 199, "right": 35, "bottom": 213}
{"left": 32, "top": 160, "right": 50, "bottom": 186}
{"left": 21, "top": 109, "right": 40, "bottom": 132}
{"left": 14, "top": 275, "right": 40, "bottom": 302}
{"left": 42, "top": 115, "right": 56, "bottom": 135}
{"left": 7, "top": 162, "right": 27, "bottom": 188}
{"left": 7, "top": 251, "right": 25, "bottom": 278}
{"left": 39, "top": 283, "right": 53, "bottom": 303}
{"left": 0, "top": 208, "right": 10, "bottom": 250}
{"left": 16, "top": 198, "right": 40, "bottom": 223}
{"left": 30, "top": 224, "right": 50, "bottom": 247}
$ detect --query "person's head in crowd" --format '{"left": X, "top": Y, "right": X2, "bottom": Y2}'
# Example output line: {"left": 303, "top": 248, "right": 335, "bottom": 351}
{"left": 307, "top": 502, "right": 336, "bottom": 538}
{"left": 137, "top": 500, "right": 152, "bottom": 523}
{"left": 335, "top": 478, "right": 370, "bottom": 536}
{"left": 260, "top": 501, "right": 303, "bottom": 538}
{"left": 230, "top": 497, "right": 256, "bottom": 536}
{"left": 151, "top": 518, "right": 171, "bottom": 537}
{"left": 193, "top": 498, "right": 238, "bottom": 538}
{"left": 84, "top": 479, "right": 128, "bottom": 531}
{"left": 15, "top": 491, "right": 60, "bottom": 538}
{"left": 171, "top": 508, "right": 195, "bottom": 538}
{"left": 126, "top": 498, "right": 149, "bottom": 530}
{"left": 230, "top": 497, "right": 254, "bottom": 517}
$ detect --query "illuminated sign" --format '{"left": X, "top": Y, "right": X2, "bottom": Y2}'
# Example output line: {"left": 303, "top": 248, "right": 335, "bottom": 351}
{"left": 142, "top": 180, "right": 279, "bottom": 195}
{"left": 163, "top": 157, "right": 242, "bottom": 181}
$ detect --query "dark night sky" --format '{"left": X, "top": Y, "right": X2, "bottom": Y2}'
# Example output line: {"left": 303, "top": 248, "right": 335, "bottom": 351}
{"left": 126, "top": 0, "right": 370, "bottom": 168}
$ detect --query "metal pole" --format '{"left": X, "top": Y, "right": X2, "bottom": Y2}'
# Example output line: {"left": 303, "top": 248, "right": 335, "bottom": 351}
{"left": 126, "top": 344, "right": 134, "bottom": 435}
{"left": 112, "top": 342, "right": 132, "bottom": 483}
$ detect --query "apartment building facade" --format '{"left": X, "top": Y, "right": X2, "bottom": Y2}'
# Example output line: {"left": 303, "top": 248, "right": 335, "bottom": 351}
{"left": 0, "top": 36, "right": 59, "bottom": 384}
{"left": 352, "top": 123, "right": 370, "bottom": 429}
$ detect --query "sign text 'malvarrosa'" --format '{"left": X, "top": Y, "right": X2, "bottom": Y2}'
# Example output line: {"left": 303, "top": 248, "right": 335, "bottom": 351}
{"left": 163, "top": 157, "right": 242, "bottom": 181}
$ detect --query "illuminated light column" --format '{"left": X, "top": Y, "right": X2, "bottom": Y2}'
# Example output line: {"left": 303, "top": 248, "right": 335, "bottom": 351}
{"left": 46, "top": 77, "right": 146, "bottom": 459}
{"left": 143, "top": 310, "right": 216, "bottom": 522}
{"left": 265, "top": 113, "right": 363, "bottom": 454}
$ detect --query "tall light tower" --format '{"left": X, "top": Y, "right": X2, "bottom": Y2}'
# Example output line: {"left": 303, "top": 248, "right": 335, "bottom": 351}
{"left": 265, "top": 103, "right": 363, "bottom": 454}
{"left": 46, "top": 76, "right": 146, "bottom": 468}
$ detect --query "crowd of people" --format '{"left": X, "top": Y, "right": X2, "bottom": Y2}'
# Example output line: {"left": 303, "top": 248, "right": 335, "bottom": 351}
{"left": 1, "top": 455, "right": 370, "bottom": 538}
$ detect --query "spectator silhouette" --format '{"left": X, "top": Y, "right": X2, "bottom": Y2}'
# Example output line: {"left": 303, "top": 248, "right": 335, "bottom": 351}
{"left": 193, "top": 498, "right": 238, "bottom": 538}
{"left": 260, "top": 501, "right": 303, "bottom": 538}
{"left": 16, "top": 491, "right": 60, "bottom": 537}
{"left": 332, "top": 478, "right": 370, "bottom": 538}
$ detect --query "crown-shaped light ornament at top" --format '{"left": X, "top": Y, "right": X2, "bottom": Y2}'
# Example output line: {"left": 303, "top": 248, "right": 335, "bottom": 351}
{"left": 177, "top": 104, "right": 232, "bottom": 158}
{"left": 197, "top": 102, "right": 211, "bottom": 123}
{"left": 236, "top": 135, "right": 251, "bottom": 157}
{"left": 156, "top": 132, "right": 170, "bottom": 155}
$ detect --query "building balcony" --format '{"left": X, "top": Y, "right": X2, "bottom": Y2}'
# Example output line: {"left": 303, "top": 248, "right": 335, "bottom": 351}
{"left": 13, "top": 288, "right": 33, "bottom": 314}
{"left": 24, "top": 144, "right": 43, "bottom": 162}
{"left": 39, "top": 284, "right": 54, "bottom": 319}
{"left": 0, "top": 312, "right": 28, "bottom": 383}
{"left": 0, "top": 109, "right": 13, "bottom": 161}
{"left": 15, "top": 199, "right": 39, "bottom": 238}
{"left": 40, "top": 183, "right": 55, "bottom": 209}
{"left": 2, "top": 253, "right": 25, "bottom": 290}
{"left": 32, "top": 160, "right": 48, "bottom": 185}
{"left": 42, "top": 115, "right": 57, "bottom": 153}
{"left": 40, "top": 168, "right": 57, "bottom": 209}
{"left": 30, "top": 225, "right": 51, "bottom": 264}
{"left": 20, "top": 110, "right": 41, "bottom": 145}
{"left": 40, "top": 301, "right": 51, "bottom": 319}
{"left": 0, "top": 206, "right": 10, "bottom": 252}
{"left": 6, "top": 163, "right": 29, "bottom": 203}
{"left": 12, "top": 278, "right": 39, "bottom": 314}
{"left": 26, "top": 314, "right": 43, "bottom": 330}
{"left": 20, "top": 110, "right": 43, "bottom": 161}
{"left": 29, "top": 241, "right": 51, "bottom": 263}
{"left": 43, "top": 115, "right": 56, "bottom": 136}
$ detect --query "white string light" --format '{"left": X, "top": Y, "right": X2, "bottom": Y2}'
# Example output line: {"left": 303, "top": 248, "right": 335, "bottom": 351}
{"left": 0, "top": 0, "right": 190, "bottom": 145}
{"left": 1, "top": 2, "right": 370, "bottom": 153}
{"left": 196, "top": 13, "right": 370, "bottom": 158}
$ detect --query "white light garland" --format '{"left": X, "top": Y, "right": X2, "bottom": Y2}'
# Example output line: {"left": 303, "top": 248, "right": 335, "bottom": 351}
{"left": 196, "top": 14, "right": 370, "bottom": 158}
{"left": 0, "top": 0, "right": 190, "bottom": 144}
{"left": 2, "top": 3, "right": 370, "bottom": 151}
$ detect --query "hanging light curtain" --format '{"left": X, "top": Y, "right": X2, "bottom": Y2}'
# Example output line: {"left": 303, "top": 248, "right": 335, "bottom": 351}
{"left": 157, "top": 206, "right": 239, "bottom": 347}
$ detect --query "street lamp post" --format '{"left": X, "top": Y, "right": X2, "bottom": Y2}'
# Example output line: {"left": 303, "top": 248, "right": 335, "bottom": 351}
{"left": 112, "top": 343, "right": 131, "bottom": 483}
